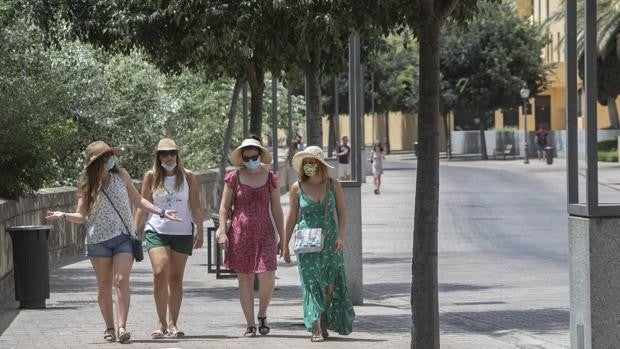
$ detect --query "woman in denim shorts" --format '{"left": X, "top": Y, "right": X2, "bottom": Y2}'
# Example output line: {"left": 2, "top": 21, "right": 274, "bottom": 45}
{"left": 134, "top": 138, "right": 204, "bottom": 339}
{"left": 46, "top": 141, "right": 181, "bottom": 343}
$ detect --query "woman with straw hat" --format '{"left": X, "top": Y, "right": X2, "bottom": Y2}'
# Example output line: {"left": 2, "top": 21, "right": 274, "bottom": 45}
{"left": 46, "top": 140, "right": 181, "bottom": 344}
{"left": 134, "top": 138, "right": 204, "bottom": 339}
{"left": 217, "top": 137, "right": 285, "bottom": 337}
{"left": 283, "top": 145, "right": 355, "bottom": 342}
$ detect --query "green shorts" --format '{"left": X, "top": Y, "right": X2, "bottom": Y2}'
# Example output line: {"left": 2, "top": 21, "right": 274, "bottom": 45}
{"left": 144, "top": 230, "right": 193, "bottom": 256}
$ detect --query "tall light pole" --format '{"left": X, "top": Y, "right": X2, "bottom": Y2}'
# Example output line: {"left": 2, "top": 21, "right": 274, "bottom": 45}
{"left": 520, "top": 84, "right": 530, "bottom": 164}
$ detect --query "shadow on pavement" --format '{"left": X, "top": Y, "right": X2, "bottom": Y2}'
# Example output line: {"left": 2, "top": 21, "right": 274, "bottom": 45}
{"left": 439, "top": 283, "right": 501, "bottom": 292}
{"left": 441, "top": 308, "right": 568, "bottom": 334}
{"left": 355, "top": 314, "right": 411, "bottom": 334}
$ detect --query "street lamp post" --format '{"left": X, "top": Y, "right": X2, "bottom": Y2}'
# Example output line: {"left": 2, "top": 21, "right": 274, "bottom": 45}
{"left": 520, "top": 84, "right": 530, "bottom": 164}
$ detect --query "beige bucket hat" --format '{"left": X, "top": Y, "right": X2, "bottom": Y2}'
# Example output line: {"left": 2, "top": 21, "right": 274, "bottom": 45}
{"left": 229, "top": 138, "right": 273, "bottom": 166}
{"left": 84, "top": 141, "right": 120, "bottom": 168}
{"left": 156, "top": 138, "right": 179, "bottom": 151}
{"left": 291, "top": 145, "right": 334, "bottom": 172}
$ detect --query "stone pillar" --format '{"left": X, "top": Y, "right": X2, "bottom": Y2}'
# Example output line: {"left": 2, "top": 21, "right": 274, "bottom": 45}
{"left": 569, "top": 216, "right": 620, "bottom": 349}
{"left": 342, "top": 186, "right": 362, "bottom": 305}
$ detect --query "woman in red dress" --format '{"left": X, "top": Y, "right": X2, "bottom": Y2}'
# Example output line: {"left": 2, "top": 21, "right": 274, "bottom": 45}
{"left": 217, "top": 138, "right": 285, "bottom": 337}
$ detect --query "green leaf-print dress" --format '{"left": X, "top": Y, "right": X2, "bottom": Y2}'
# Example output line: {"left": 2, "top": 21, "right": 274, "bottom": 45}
{"left": 297, "top": 181, "right": 355, "bottom": 335}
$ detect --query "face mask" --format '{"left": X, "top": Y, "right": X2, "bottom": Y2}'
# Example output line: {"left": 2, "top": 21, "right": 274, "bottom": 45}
{"left": 303, "top": 163, "right": 319, "bottom": 177}
{"left": 104, "top": 156, "right": 117, "bottom": 171}
{"left": 244, "top": 158, "right": 261, "bottom": 170}
{"left": 161, "top": 162, "right": 177, "bottom": 172}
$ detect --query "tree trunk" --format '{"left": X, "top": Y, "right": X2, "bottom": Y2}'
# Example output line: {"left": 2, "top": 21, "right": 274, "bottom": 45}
{"left": 245, "top": 61, "right": 265, "bottom": 137}
{"left": 442, "top": 113, "right": 451, "bottom": 160}
{"left": 216, "top": 78, "right": 244, "bottom": 205}
{"left": 304, "top": 64, "right": 322, "bottom": 147}
{"left": 412, "top": 18, "right": 441, "bottom": 349}
{"left": 385, "top": 111, "right": 391, "bottom": 154}
{"left": 607, "top": 96, "right": 620, "bottom": 129}
{"left": 479, "top": 113, "right": 488, "bottom": 160}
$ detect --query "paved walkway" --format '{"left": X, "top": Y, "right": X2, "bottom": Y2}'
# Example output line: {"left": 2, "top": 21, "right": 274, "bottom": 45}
{"left": 1, "top": 153, "right": 618, "bottom": 348}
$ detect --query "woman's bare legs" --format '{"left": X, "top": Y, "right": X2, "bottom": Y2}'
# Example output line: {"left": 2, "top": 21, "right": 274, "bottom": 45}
{"left": 237, "top": 273, "right": 256, "bottom": 331}
{"left": 167, "top": 250, "right": 189, "bottom": 334}
{"left": 112, "top": 252, "right": 134, "bottom": 332}
{"left": 90, "top": 257, "right": 114, "bottom": 331}
{"left": 149, "top": 247, "right": 170, "bottom": 333}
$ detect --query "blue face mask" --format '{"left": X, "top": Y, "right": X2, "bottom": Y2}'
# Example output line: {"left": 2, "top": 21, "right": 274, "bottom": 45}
{"left": 104, "top": 156, "right": 117, "bottom": 171}
{"left": 244, "top": 158, "right": 261, "bottom": 170}
{"left": 161, "top": 162, "right": 177, "bottom": 172}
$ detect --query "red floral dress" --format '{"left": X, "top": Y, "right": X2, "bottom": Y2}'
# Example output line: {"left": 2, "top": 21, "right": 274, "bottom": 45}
{"left": 224, "top": 170, "right": 278, "bottom": 273}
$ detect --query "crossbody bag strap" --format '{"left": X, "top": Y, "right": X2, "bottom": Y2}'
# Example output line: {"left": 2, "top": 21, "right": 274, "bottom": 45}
{"left": 295, "top": 180, "right": 330, "bottom": 230}
{"left": 102, "top": 189, "right": 130, "bottom": 236}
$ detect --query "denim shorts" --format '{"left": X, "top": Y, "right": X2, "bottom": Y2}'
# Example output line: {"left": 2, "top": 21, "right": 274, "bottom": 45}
{"left": 85, "top": 234, "right": 133, "bottom": 257}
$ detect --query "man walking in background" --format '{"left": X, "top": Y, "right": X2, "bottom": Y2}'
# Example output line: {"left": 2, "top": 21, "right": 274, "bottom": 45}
{"left": 335, "top": 136, "right": 351, "bottom": 180}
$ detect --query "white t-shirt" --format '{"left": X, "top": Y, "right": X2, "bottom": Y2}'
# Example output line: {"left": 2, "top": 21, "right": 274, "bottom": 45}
{"left": 147, "top": 174, "right": 193, "bottom": 235}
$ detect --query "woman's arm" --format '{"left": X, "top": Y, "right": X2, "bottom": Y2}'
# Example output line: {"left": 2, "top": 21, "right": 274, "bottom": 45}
{"left": 187, "top": 171, "right": 204, "bottom": 249}
{"left": 282, "top": 182, "right": 300, "bottom": 263}
{"left": 270, "top": 182, "right": 285, "bottom": 254}
{"left": 46, "top": 195, "right": 89, "bottom": 224}
{"left": 133, "top": 171, "right": 154, "bottom": 236}
{"left": 333, "top": 179, "right": 347, "bottom": 251}
{"left": 119, "top": 168, "right": 181, "bottom": 222}
{"left": 217, "top": 180, "right": 234, "bottom": 249}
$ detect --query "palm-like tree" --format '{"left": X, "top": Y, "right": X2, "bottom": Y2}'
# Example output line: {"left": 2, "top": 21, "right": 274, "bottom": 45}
{"left": 546, "top": 0, "right": 620, "bottom": 128}
{"left": 547, "top": 0, "right": 620, "bottom": 56}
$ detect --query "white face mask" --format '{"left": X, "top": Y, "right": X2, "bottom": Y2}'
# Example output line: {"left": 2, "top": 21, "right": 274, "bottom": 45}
{"left": 161, "top": 162, "right": 177, "bottom": 172}
{"left": 104, "top": 156, "right": 117, "bottom": 171}
{"left": 244, "top": 158, "right": 261, "bottom": 170}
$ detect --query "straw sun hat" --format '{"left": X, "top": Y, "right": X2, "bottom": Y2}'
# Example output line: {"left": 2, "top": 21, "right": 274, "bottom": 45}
{"left": 229, "top": 138, "right": 273, "bottom": 166}
{"left": 291, "top": 146, "right": 334, "bottom": 172}
{"left": 84, "top": 141, "right": 120, "bottom": 168}
{"left": 156, "top": 138, "right": 179, "bottom": 151}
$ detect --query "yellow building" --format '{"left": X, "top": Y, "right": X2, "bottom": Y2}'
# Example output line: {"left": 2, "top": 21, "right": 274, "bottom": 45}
{"left": 507, "top": 0, "right": 620, "bottom": 131}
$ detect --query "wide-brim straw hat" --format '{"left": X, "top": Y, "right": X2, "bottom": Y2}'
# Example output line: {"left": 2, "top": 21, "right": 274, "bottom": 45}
{"left": 291, "top": 145, "right": 334, "bottom": 172}
{"left": 156, "top": 138, "right": 179, "bottom": 151}
{"left": 229, "top": 138, "right": 273, "bottom": 166}
{"left": 85, "top": 141, "right": 120, "bottom": 167}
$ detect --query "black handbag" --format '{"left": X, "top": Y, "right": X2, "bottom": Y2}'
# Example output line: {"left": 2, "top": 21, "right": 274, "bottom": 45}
{"left": 102, "top": 190, "right": 144, "bottom": 262}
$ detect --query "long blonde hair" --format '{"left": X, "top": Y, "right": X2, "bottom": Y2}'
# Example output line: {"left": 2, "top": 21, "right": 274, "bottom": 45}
{"left": 78, "top": 152, "right": 119, "bottom": 216}
{"left": 151, "top": 152, "right": 186, "bottom": 193}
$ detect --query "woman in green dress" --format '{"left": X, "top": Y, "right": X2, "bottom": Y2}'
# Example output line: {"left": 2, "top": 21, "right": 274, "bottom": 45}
{"left": 283, "top": 146, "right": 355, "bottom": 342}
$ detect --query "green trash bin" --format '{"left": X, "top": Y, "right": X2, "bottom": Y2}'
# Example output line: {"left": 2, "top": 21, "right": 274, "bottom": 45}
{"left": 7, "top": 225, "right": 51, "bottom": 309}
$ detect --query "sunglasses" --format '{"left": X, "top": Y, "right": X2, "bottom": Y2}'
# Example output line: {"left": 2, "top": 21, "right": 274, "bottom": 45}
{"left": 242, "top": 154, "right": 260, "bottom": 162}
{"left": 158, "top": 150, "right": 177, "bottom": 157}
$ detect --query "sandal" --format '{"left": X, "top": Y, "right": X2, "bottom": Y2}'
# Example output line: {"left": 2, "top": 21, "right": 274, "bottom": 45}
{"left": 150, "top": 329, "right": 167, "bottom": 339}
{"left": 168, "top": 329, "right": 185, "bottom": 338}
{"left": 257, "top": 316, "right": 270, "bottom": 335}
{"left": 311, "top": 333, "right": 325, "bottom": 342}
{"left": 103, "top": 328, "right": 116, "bottom": 342}
{"left": 117, "top": 327, "right": 131, "bottom": 343}
{"left": 243, "top": 326, "right": 257, "bottom": 337}
{"left": 311, "top": 321, "right": 324, "bottom": 342}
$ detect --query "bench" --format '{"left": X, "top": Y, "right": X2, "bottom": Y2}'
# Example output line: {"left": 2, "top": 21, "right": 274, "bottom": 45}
{"left": 493, "top": 144, "right": 515, "bottom": 160}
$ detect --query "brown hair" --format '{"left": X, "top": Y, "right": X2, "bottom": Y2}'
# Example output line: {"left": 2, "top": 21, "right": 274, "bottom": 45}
{"left": 78, "top": 151, "right": 119, "bottom": 216}
{"left": 298, "top": 159, "right": 329, "bottom": 184}
{"left": 151, "top": 151, "right": 186, "bottom": 193}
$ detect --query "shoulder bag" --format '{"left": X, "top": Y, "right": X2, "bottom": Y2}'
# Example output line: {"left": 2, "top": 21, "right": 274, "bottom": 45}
{"left": 102, "top": 189, "right": 144, "bottom": 262}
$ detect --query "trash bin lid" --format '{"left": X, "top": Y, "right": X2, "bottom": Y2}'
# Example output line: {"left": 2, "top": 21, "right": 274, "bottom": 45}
{"left": 6, "top": 225, "right": 52, "bottom": 232}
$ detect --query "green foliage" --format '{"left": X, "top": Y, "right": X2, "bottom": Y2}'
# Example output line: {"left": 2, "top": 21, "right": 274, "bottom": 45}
{"left": 597, "top": 139, "right": 618, "bottom": 162}
{"left": 0, "top": 13, "right": 74, "bottom": 198}
{"left": 440, "top": 1, "right": 552, "bottom": 117}
{"left": 598, "top": 150, "right": 618, "bottom": 162}
{"left": 598, "top": 138, "right": 618, "bottom": 152}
